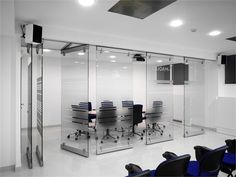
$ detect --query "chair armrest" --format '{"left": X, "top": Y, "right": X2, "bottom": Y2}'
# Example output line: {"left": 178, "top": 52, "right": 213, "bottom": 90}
{"left": 162, "top": 151, "right": 178, "bottom": 160}
{"left": 125, "top": 163, "right": 143, "bottom": 175}
{"left": 194, "top": 146, "right": 212, "bottom": 161}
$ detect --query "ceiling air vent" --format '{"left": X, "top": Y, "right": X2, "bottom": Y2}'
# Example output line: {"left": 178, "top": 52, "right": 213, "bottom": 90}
{"left": 226, "top": 36, "right": 236, "bottom": 42}
{"left": 108, "top": 0, "right": 177, "bottom": 19}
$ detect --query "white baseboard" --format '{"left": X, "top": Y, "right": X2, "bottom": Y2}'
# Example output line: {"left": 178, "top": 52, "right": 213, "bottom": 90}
{"left": 0, "top": 165, "right": 15, "bottom": 172}
{"left": 217, "top": 127, "right": 236, "bottom": 137}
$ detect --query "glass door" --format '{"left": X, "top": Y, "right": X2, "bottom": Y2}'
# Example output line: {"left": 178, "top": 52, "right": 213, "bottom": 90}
{"left": 95, "top": 47, "right": 140, "bottom": 154}
{"left": 61, "top": 45, "right": 89, "bottom": 157}
{"left": 184, "top": 58, "right": 205, "bottom": 137}
{"left": 146, "top": 53, "right": 174, "bottom": 144}
{"left": 22, "top": 44, "right": 33, "bottom": 169}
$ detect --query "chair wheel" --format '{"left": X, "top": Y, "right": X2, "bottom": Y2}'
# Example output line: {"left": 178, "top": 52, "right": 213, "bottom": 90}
{"left": 67, "top": 135, "right": 70, "bottom": 139}
{"left": 75, "top": 138, "right": 78, "bottom": 141}
{"left": 148, "top": 133, "right": 151, "bottom": 136}
{"left": 143, "top": 130, "right": 145, "bottom": 133}
{"left": 122, "top": 134, "right": 124, "bottom": 137}
{"left": 114, "top": 140, "right": 117, "bottom": 143}
{"left": 141, "top": 133, "right": 143, "bottom": 136}
{"left": 127, "top": 138, "right": 130, "bottom": 141}
{"left": 117, "top": 136, "right": 119, "bottom": 139}
{"left": 95, "top": 137, "right": 98, "bottom": 140}
{"left": 101, "top": 141, "right": 103, "bottom": 144}
{"left": 87, "top": 135, "right": 90, "bottom": 139}
{"left": 163, "top": 125, "right": 166, "bottom": 128}
{"left": 160, "top": 133, "right": 163, "bottom": 136}
{"left": 141, "top": 137, "right": 143, "bottom": 140}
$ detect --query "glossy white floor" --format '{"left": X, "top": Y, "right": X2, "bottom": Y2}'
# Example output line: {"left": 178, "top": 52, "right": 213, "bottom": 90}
{"left": 1, "top": 125, "right": 235, "bottom": 177}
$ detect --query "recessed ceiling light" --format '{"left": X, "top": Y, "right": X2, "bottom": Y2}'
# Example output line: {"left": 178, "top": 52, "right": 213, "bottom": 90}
{"left": 122, "top": 66, "right": 128, "bottom": 69}
{"left": 43, "top": 49, "right": 51, "bottom": 52}
{"left": 156, "top": 60, "right": 163, "bottom": 63}
{"left": 208, "top": 30, "right": 221, "bottom": 36}
{"left": 110, "top": 60, "right": 116, "bottom": 63}
{"left": 104, "top": 50, "right": 110, "bottom": 53}
{"left": 169, "top": 19, "right": 183, "bottom": 27}
{"left": 78, "top": 52, "right": 85, "bottom": 56}
{"left": 74, "top": 61, "right": 79, "bottom": 64}
{"left": 110, "top": 55, "right": 116, "bottom": 59}
{"left": 78, "top": 0, "right": 95, "bottom": 7}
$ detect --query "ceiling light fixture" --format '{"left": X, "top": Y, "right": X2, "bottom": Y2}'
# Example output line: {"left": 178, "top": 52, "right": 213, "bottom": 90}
{"left": 208, "top": 30, "right": 221, "bottom": 36}
{"left": 109, "top": 55, "right": 116, "bottom": 59}
{"left": 110, "top": 60, "right": 116, "bottom": 63}
{"left": 169, "top": 19, "right": 183, "bottom": 27}
{"left": 122, "top": 66, "right": 128, "bottom": 69}
{"left": 104, "top": 50, "right": 110, "bottom": 53}
{"left": 78, "top": 0, "right": 95, "bottom": 7}
{"left": 157, "top": 60, "right": 163, "bottom": 63}
{"left": 43, "top": 49, "right": 51, "bottom": 52}
{"left": 78, "top": 52, "right": 85, "bottom": 56}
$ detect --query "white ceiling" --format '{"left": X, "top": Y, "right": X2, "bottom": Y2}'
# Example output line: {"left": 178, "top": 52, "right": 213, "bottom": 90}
{"left": 15, "top": 0, "right": 236, "bottom": 54}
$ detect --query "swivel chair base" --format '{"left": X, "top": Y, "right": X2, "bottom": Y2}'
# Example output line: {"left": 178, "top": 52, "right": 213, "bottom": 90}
{"left": 100, "top": 129, "right": 119, "bottom": 144}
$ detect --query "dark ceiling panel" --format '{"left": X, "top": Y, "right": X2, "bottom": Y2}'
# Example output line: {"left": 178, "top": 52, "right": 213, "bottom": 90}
{"left": 108, "top": 0, "right": 177, "bottom": 19}
{"left": 226, "top": 36, "right": 236, "bottom": 42}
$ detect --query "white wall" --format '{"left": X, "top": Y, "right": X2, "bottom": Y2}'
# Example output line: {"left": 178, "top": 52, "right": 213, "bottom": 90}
{"left": 0, "top": 0, "right": 21, "bottom": 168}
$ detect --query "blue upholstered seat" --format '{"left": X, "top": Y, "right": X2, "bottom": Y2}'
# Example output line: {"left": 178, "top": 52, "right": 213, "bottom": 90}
{"left": 187, "top": 161, "right": 218, "bottom": 176}
{"left": 223, "top": 153, "right": 236, "bottom": 165}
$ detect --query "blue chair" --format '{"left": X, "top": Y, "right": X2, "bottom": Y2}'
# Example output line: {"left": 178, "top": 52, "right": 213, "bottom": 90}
{"left": 187, "top": 145, "right": 228, "bottom": 176}
{"left": 125, "top": 152, "right": 190, "bottom": 177}
{"left": 221, "top": 139, "right": 236, "bottom": 177}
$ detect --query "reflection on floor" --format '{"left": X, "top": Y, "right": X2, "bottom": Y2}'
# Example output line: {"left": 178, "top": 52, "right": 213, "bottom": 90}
{"left": 1, "top": 123, "right": 235, "bottom": 177}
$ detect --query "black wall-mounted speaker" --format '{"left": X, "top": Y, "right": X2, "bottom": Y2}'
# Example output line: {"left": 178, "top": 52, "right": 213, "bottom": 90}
{"left": 25, "top": 24, "right": 42, "bottom": 44}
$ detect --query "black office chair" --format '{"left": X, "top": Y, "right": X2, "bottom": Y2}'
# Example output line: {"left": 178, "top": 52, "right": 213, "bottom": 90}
{"left": 221, "top": 139, "right": 236, "bottom": 177}
{"left": 127, "top": 104, "right": 144, "bottom": 140}
{"left": 68, "top": 102, "right": 90, "bottom": 140}
{"left": 125, "top": 152, "right": 191, "bottom": 177}
{"left": 97, "top": 101, "right": 119, "bottom": 143}
{"left": 146, "top": 101, "right": 165, "bottom": 136}
{"left": 187, "top": 145, "right": 228, "bottom": 176}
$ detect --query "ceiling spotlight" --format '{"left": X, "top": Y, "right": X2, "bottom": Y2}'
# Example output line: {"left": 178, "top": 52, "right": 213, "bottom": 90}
{"left": 156, "top": 60, "right": 163, "bottom": 63}
{"left": 74, "top": 61, "right": 79, "bottom": 64}
{"left": 78, "top": 0, "right": 95, "bottom": 7}
{"left": 110, "top": 55, "right": 116, "bottom": 59}
{"left": 122, "top": 66, "right": 128, "bottom": 69}
{"left": 208, "top": 30, "right": 221, "bottom": 36}
{"left": 169, "top": 19, "right": 183, "bottom": 27}
{"left": 110, "top": 60, "right": 116, "bottom": 63}
{"left": 78, "top": 52, "right": 85, "bottom": 56}
{"left": 43, "top": 49, "right": 51, "bottom": 52}
{"left": 104, "top": 50, "right": 110, "bottom": 53}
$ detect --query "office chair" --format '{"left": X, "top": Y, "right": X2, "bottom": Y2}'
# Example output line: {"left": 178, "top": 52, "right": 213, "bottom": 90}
{"left": 67, "top": 103, "right": 90, "bottom": 141}
{"left": 125, "top": 152, "right": 191, "bottom": 177}
{"left": 221, "top": 139, "right": 236, "bottom": 177}
{"left": 127, "top": 104, "right": 144, "bottom": 140}
{"left": 122, "top": 100, "right": 134, "bottom": 108}
{"left": 146, "top": 101, "right": 165, "bottom": 136}
{"left": 187, "top": 145, "right": 228, "bottom": 176}
{"left": 97, "top": 101, "right": 119, "bottom": 143}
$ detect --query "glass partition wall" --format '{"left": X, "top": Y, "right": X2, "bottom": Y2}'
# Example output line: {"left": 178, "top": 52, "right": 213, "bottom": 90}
{"left": 146, "top": 54, "right": 174, "bottom": 144}
{"left": 61, "top": 46, "right": 90, "bottom": 157}
{"left": 184, "top": 58, "right": 205, "bottom": 137}
{"left": 35, "top": 44, "right": 44, "bottom": 166}
{"left": 95, "top": 47, "right": 145, "bottom": 154}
